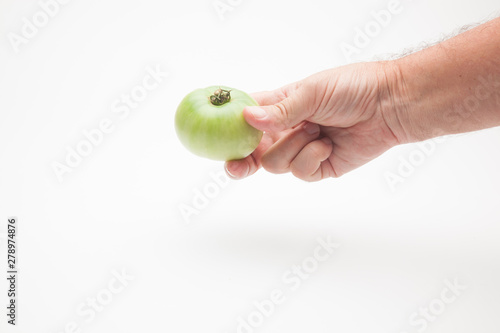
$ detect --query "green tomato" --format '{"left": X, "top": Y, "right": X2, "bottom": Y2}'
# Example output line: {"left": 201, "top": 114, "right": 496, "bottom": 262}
{"left": 175, "top": 86, "right": 263, "bottom": 161}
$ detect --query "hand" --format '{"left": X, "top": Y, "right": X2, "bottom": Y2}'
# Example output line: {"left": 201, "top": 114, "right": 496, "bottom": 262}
{"left": 224, "top": 62, "right": 403, "bottom": 182}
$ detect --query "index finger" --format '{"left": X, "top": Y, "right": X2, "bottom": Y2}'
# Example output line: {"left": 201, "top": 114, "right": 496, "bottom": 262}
{"left": 250, "top": 81, "right": 301, "bottom": 106}
{"left": 250, "top": 91, "right": 285, "bottom": 106}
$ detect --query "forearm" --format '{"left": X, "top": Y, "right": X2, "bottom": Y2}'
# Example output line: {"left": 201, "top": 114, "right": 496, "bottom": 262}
{"left": 388, "top": 17, "right": 500, "bottom": 143}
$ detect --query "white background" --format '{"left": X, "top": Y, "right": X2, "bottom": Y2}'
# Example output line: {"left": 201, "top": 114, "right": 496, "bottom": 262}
{"left": 1, "top": 0, "right": 500, "bottom": 332}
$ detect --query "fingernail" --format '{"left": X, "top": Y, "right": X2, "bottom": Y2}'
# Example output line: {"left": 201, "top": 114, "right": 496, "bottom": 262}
{"left": 321, "top": 137, "right": 332, "bottom": 145}
{"left": 225, "top": 162, "right": 249, "bottom": 179}
{"left": 248, "top": 107, "right": 268, "bottom": 120}
{"left": 225, "top": 163, "right": 237, "bottom": 179}
{"left": 304, "top": 123, "right": 320, "bottom": 135}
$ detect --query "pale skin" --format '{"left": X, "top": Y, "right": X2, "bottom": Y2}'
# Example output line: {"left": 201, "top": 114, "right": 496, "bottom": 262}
{"left": 225, "top": 17, "right": 500, "bottom": 182}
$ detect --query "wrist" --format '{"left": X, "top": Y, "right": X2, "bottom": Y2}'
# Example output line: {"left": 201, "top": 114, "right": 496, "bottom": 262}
{"left": 376, "top": 59, "right": 414, "bottom": 145}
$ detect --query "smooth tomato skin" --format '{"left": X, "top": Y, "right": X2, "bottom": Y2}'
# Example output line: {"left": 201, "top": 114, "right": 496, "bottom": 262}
{"left": 175, "top": 86, "right": 263, "bottom": 161}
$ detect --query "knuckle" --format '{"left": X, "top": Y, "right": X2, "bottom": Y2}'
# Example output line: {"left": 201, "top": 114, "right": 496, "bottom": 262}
{"left": 273, "top": 102, "right": 289, "bottom": 128}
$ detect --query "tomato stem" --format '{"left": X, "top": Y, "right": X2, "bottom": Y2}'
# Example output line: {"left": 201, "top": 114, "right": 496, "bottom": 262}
{"left": 210, "top": 88, "right": 231, "bottom": 106}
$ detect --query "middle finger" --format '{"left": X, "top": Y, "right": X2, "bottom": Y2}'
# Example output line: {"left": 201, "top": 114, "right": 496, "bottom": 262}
{"left": 261, "top": 122, "right": 321, "bottom": 174}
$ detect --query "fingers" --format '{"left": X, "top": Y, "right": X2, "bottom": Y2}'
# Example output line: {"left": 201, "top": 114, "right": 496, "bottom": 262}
{"left": 225, "top": 82, "right": 320, "bottom": 181}
{"left": 261, "top": 122, "right": 321, "bottom": 174}
{"left": 226, "top": 123, "right": 334, "bottom": 182}
{"left": 224, "top": 134, "right": 274, "bottom": 179}
{"left": 250, "top": 91, "right": 286, "bottom": 106}
{"left": 243, "top": 84, "right": 313, "bottom": 133}
{"left": 250, "top": 81, "right": 301, "bottom": 106}
{"left": 290, "top": 137, "right": 334, "bottom": 182}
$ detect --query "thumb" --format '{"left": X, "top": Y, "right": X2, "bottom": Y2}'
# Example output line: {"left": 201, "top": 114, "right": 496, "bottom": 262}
{"left": 243, "top": 93, "right": 311, "bottom": 132}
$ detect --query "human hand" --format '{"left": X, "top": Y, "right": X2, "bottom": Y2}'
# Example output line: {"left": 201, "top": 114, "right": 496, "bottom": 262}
{"left": 224, "top": 62, "right": 404, "bottom": 182}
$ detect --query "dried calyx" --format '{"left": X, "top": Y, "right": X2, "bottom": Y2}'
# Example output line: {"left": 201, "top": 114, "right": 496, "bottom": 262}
{"left": 210, "top": 88, "right": 231, "bottom": 106}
